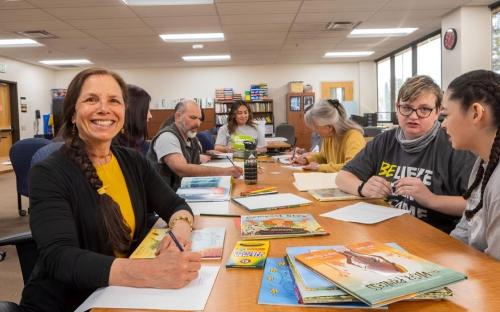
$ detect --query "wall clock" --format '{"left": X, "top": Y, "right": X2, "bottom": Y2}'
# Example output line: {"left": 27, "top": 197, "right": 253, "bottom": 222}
{"left": 443, "top": 28, "right": 457, "bottom": 50}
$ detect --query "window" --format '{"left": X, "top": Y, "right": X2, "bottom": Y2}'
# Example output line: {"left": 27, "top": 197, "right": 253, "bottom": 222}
{"left": 417, "top": 34, "right": 441, "bottom": 86}
{"left": 394, "top": 48, "right": 413, "bottom": 100}
{"left": 377, "top": 57, "right": 391, "bottom": 120}
{"left": 493, "top": 7, "right": 500, "bottom": 73}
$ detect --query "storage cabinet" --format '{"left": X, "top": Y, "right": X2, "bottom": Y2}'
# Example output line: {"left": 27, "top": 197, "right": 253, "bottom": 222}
{"left": 286, "top": 92, "right": 315, "bottom": 150}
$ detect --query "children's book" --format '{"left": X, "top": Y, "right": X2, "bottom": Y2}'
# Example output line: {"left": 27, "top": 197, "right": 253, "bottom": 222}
{"left": 225, "top": 240, "right": 269, "bottom": 268}
{"left": 286, "top": 244, "right": 453, "bottom": 304}
{"left": 130, "top": 227, "right": 226, "bottom": 260}
{"left": 308, "top": 188, "right": 360, "bottom": 202}
{"left": 258, "top": 258, "right": 383, "bottom": 309}
{"left": 241, "top": 214, "right": 328, "bottom": 240}
{"left": 233, "top": 193, "right": 311, "bottom": 211}
{"left": 176, "top": 176, "right": 231, "bottom": 202}
{"left": 293, "top": 172, "right": 338, "bottom": 191}
{"left": 295, "top": 241, "right": 466, "bottom": 307}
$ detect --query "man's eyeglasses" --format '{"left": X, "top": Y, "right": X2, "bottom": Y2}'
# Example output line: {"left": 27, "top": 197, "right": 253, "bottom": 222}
{"left": 397, "top": 104, "right": 436, "bottom": 118}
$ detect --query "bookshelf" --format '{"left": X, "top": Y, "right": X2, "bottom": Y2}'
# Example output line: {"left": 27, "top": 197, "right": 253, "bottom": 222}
{"left": 214, "top": 99, "right": 274, "bottom": 136}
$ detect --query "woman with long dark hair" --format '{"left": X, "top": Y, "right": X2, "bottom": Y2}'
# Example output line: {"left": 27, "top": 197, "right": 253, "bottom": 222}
{"left": 214, "top": 100, "right": 266, "bottom": 156}
{"left": 441, "top": 69, "right": 500, "bottom": 260}
{"left": 20, "top": 68, "right": 201, "bottom": 311}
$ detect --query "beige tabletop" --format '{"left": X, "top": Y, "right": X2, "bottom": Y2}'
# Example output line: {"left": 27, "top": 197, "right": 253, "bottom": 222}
{"left": 94, "top": 162, "right": 500, "bottom": 312}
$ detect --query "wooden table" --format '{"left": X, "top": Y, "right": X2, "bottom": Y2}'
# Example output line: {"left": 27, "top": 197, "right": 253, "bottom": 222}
{"left": 95, "top": 162, "right": 500, "bottom": 312}
{"left": 0, "top": 156, "right": 13, "bottom": 174}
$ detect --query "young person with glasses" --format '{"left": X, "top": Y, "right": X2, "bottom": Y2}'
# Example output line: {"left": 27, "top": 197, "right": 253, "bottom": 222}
{"left": 336, "top": 75, "right": 476, "bottom": 233}
{"left": 291, "top": 99, "right": 365, "bottom": 172}
{"left": 440, "top": 70, "right": 500, "bottom": 260}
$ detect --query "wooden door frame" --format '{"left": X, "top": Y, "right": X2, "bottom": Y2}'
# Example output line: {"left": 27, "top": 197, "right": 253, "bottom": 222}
{"left": 320, "top": 81, "right": 354, "bottom": 101}
{"left": 0, "top": 79, "right": 20, "bottom": 144}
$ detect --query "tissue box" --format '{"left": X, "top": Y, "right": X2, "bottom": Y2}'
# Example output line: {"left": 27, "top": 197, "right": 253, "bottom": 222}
{"left": 289, "top": 81, "right": 303, "bottom": 93}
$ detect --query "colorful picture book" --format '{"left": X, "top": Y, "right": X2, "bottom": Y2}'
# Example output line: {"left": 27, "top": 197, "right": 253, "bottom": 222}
{"left": 130, "top": 227, "right": 226, "bottom": 260}
{"left": 258, "top": 258, "right": 378, "bottom": 309}
{"left": 286, "top": 244, "right": 453, "bottom": 304}
{"left": 241, "top": 214, "right": 328, "bottom": 239}
{"left": 308, "top": 188, "right": 360, "bottom": 201}
{"left": 233, "top": 193, "right": 311, "bottom": 211}
{"left": 226, "top": 240, "right": 269, "bottom": 268}
{"left": 295, "top": 241, "right": 466, "bottom": 307}
{"left": 176, "top": 176, "right": 231, "bottom": 202}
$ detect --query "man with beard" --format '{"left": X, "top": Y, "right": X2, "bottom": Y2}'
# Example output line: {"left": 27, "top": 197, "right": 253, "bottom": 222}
{"left": 148, "top": 99, "right": 242, "bottom": 191}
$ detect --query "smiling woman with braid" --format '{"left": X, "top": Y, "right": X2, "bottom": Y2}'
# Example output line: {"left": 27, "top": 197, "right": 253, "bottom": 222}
{"left": 20, "top": 68, "right": 201, "bottom": 312}
{"left": 441, "top": 69, "right": 500, "bottom": 260}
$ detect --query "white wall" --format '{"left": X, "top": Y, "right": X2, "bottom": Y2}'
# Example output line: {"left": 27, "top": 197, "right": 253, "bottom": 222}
{"left": 442, "top": 6, "right": 492, "bottom": 88}
{"left": 55, "top": 63, "right": 377, "bottom": 126}
{"left": 0, "top": 56, "right": 56, "bottom": 139}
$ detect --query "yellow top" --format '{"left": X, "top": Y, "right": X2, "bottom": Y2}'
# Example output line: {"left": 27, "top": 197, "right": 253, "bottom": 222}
{"left": 95, "top": 154, "right": 136, "bottom": 243}
{"left": 307, "top": 129, "right": 366, "bottom": 172}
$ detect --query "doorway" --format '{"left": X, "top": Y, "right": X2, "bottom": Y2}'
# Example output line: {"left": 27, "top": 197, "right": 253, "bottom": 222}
{"left": 0, "top": 80, "right": 20, "bottom": 156}
{"left": 320, "top": 81, "right": 353, "bottom": 101}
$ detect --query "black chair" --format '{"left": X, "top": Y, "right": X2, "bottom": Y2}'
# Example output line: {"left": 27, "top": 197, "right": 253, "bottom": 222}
{"left": 9, "top": 138, "right": 51, "bottom": 216}
{"left": 275, "top": 123, "right": 296, "bottom": 146}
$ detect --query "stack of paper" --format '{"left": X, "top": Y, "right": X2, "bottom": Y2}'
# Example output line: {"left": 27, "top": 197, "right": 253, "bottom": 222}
{"left": 233, "top": 193, "right": 311, "bottom": 211}
{"left": 293, "top": 172, "right": 338, "bottom": 191}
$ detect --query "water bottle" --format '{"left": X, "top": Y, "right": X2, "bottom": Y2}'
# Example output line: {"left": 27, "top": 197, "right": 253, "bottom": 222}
{"left": 243, "top": 141, "right": 257, "bottom": 185}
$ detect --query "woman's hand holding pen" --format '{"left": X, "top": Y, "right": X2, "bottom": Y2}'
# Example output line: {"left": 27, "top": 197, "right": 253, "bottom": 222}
{"left": 394, "top": 177, "right": 433, "bottom": 206}
{"left": 361, "top": 176, "right": 392, "bottom": 198}
{"left": 152, "top": 250, "right": 202, "bottom": 288}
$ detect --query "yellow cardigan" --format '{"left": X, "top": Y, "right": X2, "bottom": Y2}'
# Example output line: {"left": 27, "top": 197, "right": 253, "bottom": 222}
{"left": 306, "top": 129, "right": 366, "bottom": 172}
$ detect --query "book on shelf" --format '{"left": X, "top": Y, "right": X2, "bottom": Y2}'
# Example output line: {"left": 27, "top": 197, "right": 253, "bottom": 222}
{"left": 293, "top": 172, "right": 338, "bottom": 191}
{"left": 286, "top": 244, "right": 453, "bottom": 304}
{"left": 233, "top": 193, "right": 311, "bottom": 211}
{"left": 226, "top": 240, "right": 269, "bottom": 268}
{"left": 130, "top": 227, "right": 226, "bottom": 260}
{"left": 258, "top": 258, "right": 379, "bottom": 309}
{"left": 308, "top": 188, "right": 360, "bottom": 201}
{"left": 240, "top": 213, "right": 328, "bottom": 240}
{"left": 295, "top": 241, "right": 466, "bottom": 307}
{"left": 176, "top": 176, "right": 232, "bottom": 202}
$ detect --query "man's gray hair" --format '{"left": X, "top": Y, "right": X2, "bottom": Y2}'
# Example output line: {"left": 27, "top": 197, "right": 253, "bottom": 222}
{"left": 175, "top": 98, "right": 197, "bottom": 114}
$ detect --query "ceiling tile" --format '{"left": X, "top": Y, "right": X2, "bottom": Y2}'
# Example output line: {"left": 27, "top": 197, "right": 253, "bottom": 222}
{"left": 222, "top": 23, "right": 290, "bottom": 32}
{"left": 130, "top": 4, "right": 216, "bottom": 17}
{"left": 0, "top": 1, "right": 34, "bottom": 9}
{"left": 221, "top": 14, "right": 295, "bottom": 25}
{"left": 142, "top": 15, "right": 220, "bottom": 27}
{"left": 66, "top": 18, "right": 148, "bottom": 30}
{"left": 216, "top": 1, "right": 301, "bottom": 15}
{"left": 0, "top": 8, "right": 54, "bottom": 21}
{"left": 45, "top": 6, "right": 135, "bottom": 20}
{"left": 27, "top": 0, "right": 123, "bottom": 8}
{"left": 294, "top": 11, "right": 375, "bottom": 23}
{"left": 300, "top": 0, "right": 386, "bottom": 13}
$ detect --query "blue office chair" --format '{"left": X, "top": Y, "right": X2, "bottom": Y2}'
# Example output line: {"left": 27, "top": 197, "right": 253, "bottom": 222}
{"left": 196, "top": 130, "right": 215, "bottom": 152}
{"left": 9, "top": 138, "right": 51, "bottom": 216}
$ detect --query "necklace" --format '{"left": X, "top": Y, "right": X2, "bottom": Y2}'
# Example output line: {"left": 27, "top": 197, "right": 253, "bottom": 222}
{"left": 90, "top": 151, "right": 113, "bottom": 166}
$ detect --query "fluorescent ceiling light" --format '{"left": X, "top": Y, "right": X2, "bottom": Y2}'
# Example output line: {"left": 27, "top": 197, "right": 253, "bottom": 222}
{"left": 160, "top": 33, "right": 224, "bottom": 42}
{"left": 324, "top": 51, "right": 374, "bottom": 58}
{"left": 349, "top": 28, "right": 417, "bottom": 38}
{"left": 39, "top": 59, "right": 92, "bottom": 65}
{"left": 122, "top": 0, "right": 213, "bottom": 5}
{"left": 0, "top": 38, "right": 42, "bottom": 47}
{"left": 182, "top": 55, "right": 230, "bottom": 61}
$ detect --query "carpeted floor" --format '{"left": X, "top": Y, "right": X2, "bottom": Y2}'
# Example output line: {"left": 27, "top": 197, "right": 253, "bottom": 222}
{"left": 0, "top": 171, "right": 30, "bottom": 303}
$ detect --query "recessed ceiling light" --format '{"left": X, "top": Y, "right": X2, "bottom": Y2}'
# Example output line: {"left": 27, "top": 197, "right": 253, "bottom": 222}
{"left": 39, "top": 59, "right": 92, "bottom": 65}
{"left": 0, "top": 38, "right": 42, "bottom": 47}
{"left": 122, "top": 0, "right": 213, "bottom": 6}
{"left": 182, "top": 55, "right": 230, "bottom": 61}
{"left": 349, "top": 28, "right": 418, "bottom": 38}
{"left": 323, "top": 51, "right": 374, "bottom": 58}
{"left": 160, "top": 33, "right": 224, "bottom": 42}
{"left": 192, "top": 44, "right": 204, "bottom": 49}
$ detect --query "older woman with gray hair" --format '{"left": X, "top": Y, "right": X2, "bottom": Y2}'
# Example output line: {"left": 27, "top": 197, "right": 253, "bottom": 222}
{"left": 292, "top": 99, "right": 365, "bottom": 172}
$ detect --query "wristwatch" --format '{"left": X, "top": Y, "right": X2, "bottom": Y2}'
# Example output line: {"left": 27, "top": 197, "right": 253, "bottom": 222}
{"left": 357, "top": 181, "right": 366, "bottom": 197}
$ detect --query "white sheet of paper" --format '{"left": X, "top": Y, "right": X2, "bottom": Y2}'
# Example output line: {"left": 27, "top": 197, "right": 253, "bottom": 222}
{"left": 233, "top": 193, "right": 311, "bottom": 211}
{"left": 188, "top": 201, "right": 230, "bottom": 215}
{"left": 201, "top": 161, "right": 244, "bottom": 168}
{"left": 283, "top": 165, "right": 304, "bottom": 170}
{"left": 75, "top": 266, "right": 220, "bottom": 312}
{"left": 320, "top": 202, "right": 410, "bottom": 224}
{"left": 293, "top": 172, "right": 338, "bottom": 191}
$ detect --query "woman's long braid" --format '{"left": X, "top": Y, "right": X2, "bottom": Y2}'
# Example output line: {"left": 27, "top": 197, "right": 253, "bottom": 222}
{"left": 463, "top": 160, "right": 484, "bottom": 200}
{"left": 466, "top": 129, "right": 500, "bottom": 220}
{"left": 64, "top": 133, "right": 132, "bottom": 253}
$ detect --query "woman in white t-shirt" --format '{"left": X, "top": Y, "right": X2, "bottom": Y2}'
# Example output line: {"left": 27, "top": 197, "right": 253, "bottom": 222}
{"left": 215, "top": 100, "right": 267, "bottom": 156}
{"left": 441, "top": 69, "right": 500, "bottom": 260}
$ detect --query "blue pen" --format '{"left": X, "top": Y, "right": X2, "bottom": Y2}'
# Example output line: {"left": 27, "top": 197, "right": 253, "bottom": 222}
{"left": 168, "top": 230, "right": 184, "bottom": 252}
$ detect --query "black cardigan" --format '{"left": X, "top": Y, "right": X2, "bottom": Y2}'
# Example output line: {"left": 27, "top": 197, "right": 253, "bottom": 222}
{"left": 19, "top": 146, "right": 192, "bottom": 312}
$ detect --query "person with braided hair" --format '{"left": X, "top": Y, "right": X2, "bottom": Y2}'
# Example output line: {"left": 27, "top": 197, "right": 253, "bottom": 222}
{"left": 441, "top": 69, "right": 500, "bottom": 260}
{"left": 20, "top": 68, "right": 201, "bottom": 312}
{"left": 291, "top": 99, "right": 366, "bottom": 172}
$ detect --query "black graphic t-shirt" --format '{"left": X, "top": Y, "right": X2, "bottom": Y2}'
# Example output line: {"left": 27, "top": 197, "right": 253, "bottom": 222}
{"left": 343, "top": 127, "right": 476, "bottom": 233}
